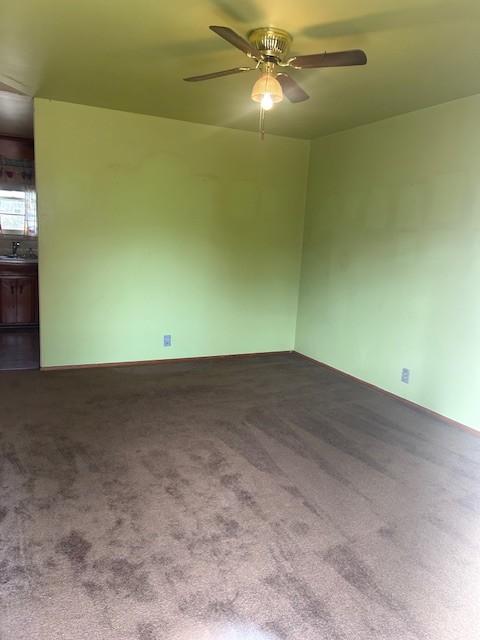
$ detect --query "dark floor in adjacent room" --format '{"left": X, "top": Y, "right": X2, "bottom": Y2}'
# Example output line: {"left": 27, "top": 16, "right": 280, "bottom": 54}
{"left": 0, "top": 328, "right": 39, "bottom": 371}
{"left": 1, "top": 353, "right": 479, "bottom": 640}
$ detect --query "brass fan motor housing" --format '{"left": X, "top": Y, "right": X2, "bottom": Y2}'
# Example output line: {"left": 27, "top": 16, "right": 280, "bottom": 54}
{"left": 248, "top": 27, "right": 293, "bottom": 61}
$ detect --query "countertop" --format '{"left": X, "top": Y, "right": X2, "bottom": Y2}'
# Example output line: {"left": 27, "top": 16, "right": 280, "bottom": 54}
{"left": 0, "top": 256, "right": 38, "bottom": 264}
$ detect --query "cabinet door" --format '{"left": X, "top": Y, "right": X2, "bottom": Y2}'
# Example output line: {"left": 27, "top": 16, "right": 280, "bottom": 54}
{"left": 0, "top": 279, "right": 17, "bottom": 324}
{"left": 16, "top": 277, "right": 37, "bottom": 324}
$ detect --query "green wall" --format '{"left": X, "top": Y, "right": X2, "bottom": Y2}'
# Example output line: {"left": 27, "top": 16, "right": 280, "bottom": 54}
{"left": 35, "top": 99, "right": 309, "bottom": 367}
{"left": 296, "top": 94, "right": 480, "bottom": 430}
{"left": 35, "top": 95, "right": 480, "bottom": 429}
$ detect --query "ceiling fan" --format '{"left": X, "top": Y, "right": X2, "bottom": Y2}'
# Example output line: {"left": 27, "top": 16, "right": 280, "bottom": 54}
{"left": 184, "top": 26, "right": 367, "bottom": 113}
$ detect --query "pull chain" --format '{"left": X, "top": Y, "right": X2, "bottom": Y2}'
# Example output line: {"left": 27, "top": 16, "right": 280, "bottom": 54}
{"left": 259, "top": 106, "right": 265, "bottom": 141}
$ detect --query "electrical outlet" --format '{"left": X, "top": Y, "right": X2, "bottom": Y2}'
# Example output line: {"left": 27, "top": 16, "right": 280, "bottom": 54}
{"left": 401, "top": 368, "right": 410, "bottom": 384}
{"left": 163, "top": 334, "right": 172, "bottom": 347}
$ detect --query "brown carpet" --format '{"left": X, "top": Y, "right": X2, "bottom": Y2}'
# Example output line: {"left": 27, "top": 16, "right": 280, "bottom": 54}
{"left": 1, "top": 353, "right": 479, "bottom": 640}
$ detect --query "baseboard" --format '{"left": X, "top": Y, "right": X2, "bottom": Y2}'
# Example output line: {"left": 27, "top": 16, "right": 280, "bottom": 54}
{"left": 41, "top": 350, "right": 293, "bottom": 372}
{"left": 294, "top": 351, "right": 479, "bottom": 437}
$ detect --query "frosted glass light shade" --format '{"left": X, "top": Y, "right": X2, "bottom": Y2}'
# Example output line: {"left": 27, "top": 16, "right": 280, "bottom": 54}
{"left": 251, "top": 73, "right": 283, "bottom": 105}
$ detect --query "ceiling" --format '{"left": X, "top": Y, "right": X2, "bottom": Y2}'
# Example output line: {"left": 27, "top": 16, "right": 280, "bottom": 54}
{"left": 1, "top": 0, "right": 480, "bottom": 139}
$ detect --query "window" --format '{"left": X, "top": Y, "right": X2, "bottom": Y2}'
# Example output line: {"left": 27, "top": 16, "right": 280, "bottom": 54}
{"left": 0, "top": 189, "right": 37, "bottom": 236}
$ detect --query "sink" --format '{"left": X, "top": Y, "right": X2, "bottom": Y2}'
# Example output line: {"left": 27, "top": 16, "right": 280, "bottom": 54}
{"left": 0, "top": 255, "right": 37, "bottom": 263}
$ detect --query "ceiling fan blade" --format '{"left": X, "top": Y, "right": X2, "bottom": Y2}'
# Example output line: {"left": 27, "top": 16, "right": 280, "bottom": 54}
{"left": 184, "top": 67, "right": 253, "bottom": 82}
{"left": 276, "top": 73, "right": 309, "bottom": 103}
{"left": 290, "top": 49, "right": 367, "bottom": 69}
{"left": 209, "top": 25, "right": 263, "bottom": 59}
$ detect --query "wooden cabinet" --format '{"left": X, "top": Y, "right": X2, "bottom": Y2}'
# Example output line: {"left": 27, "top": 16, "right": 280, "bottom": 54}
{"left": 0, "top": 262, "right": 38, "bottom": 326}
{"left": 1, "top": 278, "right": 17, "bottom": 323}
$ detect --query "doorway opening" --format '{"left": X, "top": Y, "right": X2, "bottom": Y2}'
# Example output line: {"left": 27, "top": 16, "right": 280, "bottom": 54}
{"left": 0, "top": 91, "right": 39, "bottom": 371}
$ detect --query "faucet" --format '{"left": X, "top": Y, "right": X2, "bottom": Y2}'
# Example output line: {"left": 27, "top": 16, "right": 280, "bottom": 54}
{"left": 11, "top": 241, "right": 20, "bottom": 257}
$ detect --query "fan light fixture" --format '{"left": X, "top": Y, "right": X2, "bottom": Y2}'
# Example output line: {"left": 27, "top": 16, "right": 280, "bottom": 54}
{"left": 184, "top": 25, "right": 367, "bottom": 137}
{"left": 251, "top": 72, "right": 283, "bottom": 111}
